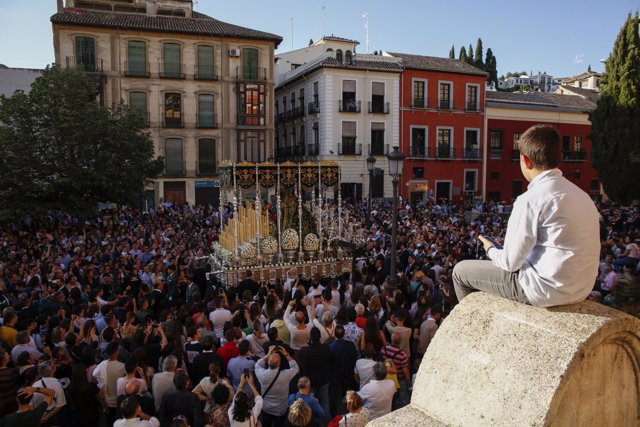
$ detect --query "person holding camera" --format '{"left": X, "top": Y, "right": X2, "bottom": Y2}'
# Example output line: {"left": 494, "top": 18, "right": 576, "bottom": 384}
{"left": 228, "top": 372, "right": 261, "bottom": 427}
{"left": 254, "top": 345, "right": 299, "bottom": 427}
{"left": 0, "top": 385, "right": 55, "bottom": 427}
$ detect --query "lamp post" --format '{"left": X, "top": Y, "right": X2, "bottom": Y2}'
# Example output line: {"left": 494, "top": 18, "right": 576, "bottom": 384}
{"left": 366, "top": 154, "right": 376, "bottom": 210}
{"left": 387, "top": 146, "right": 404, "bottom": 287}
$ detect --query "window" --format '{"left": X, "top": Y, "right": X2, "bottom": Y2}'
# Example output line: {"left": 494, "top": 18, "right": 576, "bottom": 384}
{"left": 562, "top": 135, "right": 571, "bottom": 151}
{"left": 464, "top": 129, "right": 479, "bottom": 158}
{"left": 162, "top": 43, "right": 182, "bottom": 78}
{"left": 75, "top": 36, "right": 96, "bottom": 71}
{"left": 198, "top": 138, "right": 216, "bottom": 175}
{"left": 512, "top": 180, "right": 523, "bottom": 198}
{"left": 299, "top": 125, "right": 305, "bottom": 144}
{"left": 413, "top": 167, "right": 424, "bottom": 178}
{"left": 238, "top": 83, "right": 266, "bottom": 126}
{"left": 575, "top": 136, "right": 584, "bottom": 151}
{"left": 313, "top": 82, "right": 319, "bottom": 105}
{"left": 290, "top": 92, "right": 295, "bottom": 110}
{"left": 413, "top": 80, "right": 426, "bottom": 108}
{"left": 336, "top": 49, "right": 343, "bottom": 63}
{"left": 591, "top": 180, "right": 599, "bottom": 192}
{"left": 371, "top": 171, "right": 384, "bottom": 198}
{"left": 238, "top": 131, "right": 265, "bottom": 162}
{"left": 370, "top": 123, "right": 385, "bottom": 155}
{"left": 129, "top": 92, "right": 148, "bottom": 126}
{"left": 165, "top": 138, "right": 184, "bottom": 175}
{"left": 439, "top": 82, "right": 451, "bottom": 109}
{"left": 127, "top": 40, "right": 147, "bottom": 76}
{"left": 197, "top": 94, "right": 215, "bottom": 128}
{"left": 490, "top": 129, "right": 503, "bottom": 149}
{"left": 164, "top": 93, "right": 182, "bottom": 127}
{"left": 299, "top": 88, "right": 304, "bottom": 109}
{"left": 345, "top": 50, "right": 353, "bottom": 64}
{"left": 466, "top": 85, "right": 478, "bottom": 111}
{"left": 196, "top": 45, "right": 215, "bottom": 79}
{"left": 311, "top": 122, "right": 319, "bottom": 155}
{"left": 411, "top": 127, "right": 426, "bottom": 157}
{"left": 490, "top": 172, "right": 500, "bottom": 180}
{"left": 371, "top": 82, "right": 386, "bottom": 113}
{"left": 341, "top": 121, "right": 357, "bottom": 155}
{"left": 242, "top": 48, "right": 259, "bottom": 80}
{"left": 341, "top": 80, "right": 358, "bottom": 112}
{"left": 513, "top": 132, "right": 522, "bottom": 150}
{"left": 437, "top": 128, "right": 452, "bottom": 158}
{"left": 464, "top": 170, "right": 478, "bottom": 192}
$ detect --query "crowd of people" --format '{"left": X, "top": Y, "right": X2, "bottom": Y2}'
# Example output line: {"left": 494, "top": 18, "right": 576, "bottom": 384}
{"left": 0, "top": 197, "right": 637, "bottom": 427}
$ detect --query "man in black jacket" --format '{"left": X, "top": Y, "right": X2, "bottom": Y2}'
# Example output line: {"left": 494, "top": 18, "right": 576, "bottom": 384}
{"left": 158, "top": 371, "right": 204, "bottom": 427}
{"left": 329, "top": 325, "right": 358, "bottom": 417}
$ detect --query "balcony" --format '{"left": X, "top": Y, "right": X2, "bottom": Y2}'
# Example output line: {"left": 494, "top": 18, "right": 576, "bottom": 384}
{"left": 438, "top": 99, "right": 454, "bottom": 110}
{"left": 511, "top": 149, "right": 520, "bottom": 160}
{"left": 564, "top": 150, "right": 588, "bottom": 161}
{"left": 368, "top": 143, "right": 390, "bottom": 156}
{"left": 235, "top": 67, "right": 268, "bottom": 81}
{"left": 196, "top": 115, "right": 217, "bottom": 129}
{"left": 368, "top": 101, "right": 390, "bottom": 114}
{"left": 66, "top": 56, "right": 104, "bottom": 73}
{"left": 338, "top": 100, "right": 361, "bottom": 113}
{"left": 412, "top": 98, "right": 427, "bottom": 109}
{"left": 338, "top": 139, "right": 361, "bottom": 155}
{"left": 308, "top": 101, "right": 320, "bottom": 114}
{"left": 276, "top": 112, "right": 287, "bottom": 125}
{"left": 160, "top": 62, "right": 185, "bottom": 79}
{"left": 290, "top": 106, "right": 305, "bottom": 120}
{"left": 435, "top": 145, "right": 453, "bottom": 159}
{"left": 294, "top": 143, "right": 306, "bottom": 156}
{"left": 276, "top": 145, "right": 293, "bottom": 157}
{"left": 163, "top": 116, "right": 183, "bottom": 128}
{"left": 466, "top": 102, "right": 480, "bottom": 112}
{"left": 410, "top": 144, "right": 427, "bottom": 158}
{"left": 164, "top": 160, "right": 185, "bottom": 177}
{"left": 196, "top": 161, "right": 217, "bottom": 176}
{"left": 307, "top": 143, "right": 319, "bottom": 156}
{"left": 124, "top": 61, "right": 150, "bottom": 77}
{"left": 194, "top": 65, "right": 218, "bottom": 80}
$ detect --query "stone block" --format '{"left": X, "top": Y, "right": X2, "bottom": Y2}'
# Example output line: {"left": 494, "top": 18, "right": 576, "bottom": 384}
{"left": 370, "top": 292, "right": 640, "bottom": 426}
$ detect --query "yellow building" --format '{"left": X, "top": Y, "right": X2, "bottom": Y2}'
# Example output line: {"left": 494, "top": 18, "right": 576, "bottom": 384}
{"left": 51, "top": 0, "right": 281, "bottom": 207}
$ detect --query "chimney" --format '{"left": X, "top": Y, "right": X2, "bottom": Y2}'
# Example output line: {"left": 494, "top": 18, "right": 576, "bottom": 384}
{"left": 146, "top": 0, "right": 157, "bottom": 16}
{"left": 57, "top": 0, "right": 64, "bottom": 12}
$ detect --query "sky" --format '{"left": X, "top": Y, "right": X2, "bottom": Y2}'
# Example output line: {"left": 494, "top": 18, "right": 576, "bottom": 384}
{"left": 0, "top": 0, "right": 638, "bottom": 78}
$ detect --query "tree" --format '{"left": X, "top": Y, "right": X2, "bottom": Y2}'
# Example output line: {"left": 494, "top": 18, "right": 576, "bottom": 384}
{"left": 484, "top": 48, "right": 498, "bottom": 85}
{"left": 468, "top": 44, "right": 474, "bottom": 64}
{"left": 459, "top": 46, "right": 467, "bottom": 62}
{"left": 590, "top": 13, "right": 640, "bottom": 202}
{"left": 475, "top": 38, "right": 484, "bottom": 68}
{"left": 449, "top": 45, "right": 455, "bottom": 59}
{"left": 0, "top": 66, "right": 163, "bottom": 221}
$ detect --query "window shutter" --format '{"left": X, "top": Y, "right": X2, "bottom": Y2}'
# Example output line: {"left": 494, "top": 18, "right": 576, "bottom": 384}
{"left": 372, "top": 82, "right": 385, "bottom": 96}
{"left": 342, "top": 121, "right": 356, "bottom": 137}
{"left": 342, "top": 80, "right": 356, "bottom": 92}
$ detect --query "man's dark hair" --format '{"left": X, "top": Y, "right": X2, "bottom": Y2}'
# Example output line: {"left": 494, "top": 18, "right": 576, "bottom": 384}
{"left": 238, "top": 339, "right": 250, "bottom": 355}
{"left": 186, "top": 326, "right": 197, "bottom": 339}
{"left": 212, "top": 383, "right": 230, "bottom": 405}
{"left": 334, "top": 325, "right": 345, "bottom": 339}
{"left": 364, "top": 343, "right": 376, "bottom": 359}
{"left": 102, "top": 327, "right": 115, "bottom": 343}
{"left": 120, "top": 396, "right": 139, "bottom": 419}
{"left": 309, "top": 327, "right": 321, "bottom": 344}
{"left": 125, "top": 360, "right": 138, "bottom": 374}
{"left": 518, "top": 124, "right": 562, "bottom": 169}
{"left": 202, "top": 335, "right": 214, "bottom": 351}
{"left": 430, "top": 306, "right": 443, "bottom": 317}
{"left": 105, "top": 341, "right": 119, "bottom": 357}
{"left": 267, "top": 327, "right": 278, "bottom": 341}
{"left": 173, "top": 371, "right": 189, "bottom": 390}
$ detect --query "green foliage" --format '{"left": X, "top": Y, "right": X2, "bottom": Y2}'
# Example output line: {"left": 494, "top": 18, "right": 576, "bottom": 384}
{"left": 590, "top": 13, "right": 640, "bottom": 202}
{"left": 459, "top": 46, "right": 467, "bottom": 62}
{"left": 0, "top": 65, "right": 163, "bottom": 221}
{"left": 475, "top": 38, "right": 484, "bottom": 68}
{"left": 485, "top": 48, "right": 498, "bottom": 85}
{"left": 467, "top": 44, "right": 474, "bottom": 64}
{"left": 449, "top": 45, "right": 455, "bottom": 59}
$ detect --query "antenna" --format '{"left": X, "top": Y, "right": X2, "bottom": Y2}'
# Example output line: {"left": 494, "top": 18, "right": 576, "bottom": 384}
{"left": 322, "top": 6, "right": 326, "bottom": 36}
{"left": 362, "top": 12, "right": 370, "bottom": 53}
{"left": 193, "top": 0, "right": 198, "bottom": 12}
{"left": 290, "top": 17, "right": 294, "bottom": 50}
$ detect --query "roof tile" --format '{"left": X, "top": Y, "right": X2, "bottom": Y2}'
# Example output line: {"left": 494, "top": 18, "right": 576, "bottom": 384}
{"left": 388, "top": 52, "right": 488, "bottom": 77}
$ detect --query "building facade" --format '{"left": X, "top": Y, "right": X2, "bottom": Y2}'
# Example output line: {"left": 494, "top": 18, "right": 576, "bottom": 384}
{"left": 0, "top": 65, "right": 43, "bottom": 97}
{"left": 389, "top": 52, "right": 487, "bottom": 203}
{"left": 485, "top": 91, "right": 599, "bottom": 202}
{"left": 51, "top": 0, "right": 281, "bottom": 207}
{"left": 274, "top": 38, "right": 402, "bottom": 200}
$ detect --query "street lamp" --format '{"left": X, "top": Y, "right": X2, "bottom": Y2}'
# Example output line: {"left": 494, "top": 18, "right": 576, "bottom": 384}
{"left": 387, "top": 146, "right": 404, "bottom": 287}
{"left": 366, "top": 154, "right": 376, "bottom": 209}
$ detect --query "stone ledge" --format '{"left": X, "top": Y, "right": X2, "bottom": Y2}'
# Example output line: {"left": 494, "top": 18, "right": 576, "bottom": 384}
{"left": 367, "top": 405, "right": 447, "bottom": 427}
{"left": 369, "top": 292, "right": 640, "bottom": 426}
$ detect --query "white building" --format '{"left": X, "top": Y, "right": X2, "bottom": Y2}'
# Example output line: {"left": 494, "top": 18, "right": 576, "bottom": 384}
{"left": 498, "top": 72, "right": 560, "bottom": 92}
{"left": 274, "top": 37, "right": 402, "bottom": 200}
{"left": 0, "top": 65, "right": 42, "bottom": 97}
{"left": 559, "top": 70, "right": 602, "bottom": 91}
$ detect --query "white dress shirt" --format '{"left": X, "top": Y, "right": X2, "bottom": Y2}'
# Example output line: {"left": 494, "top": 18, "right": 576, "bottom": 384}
{"left": 357, "top": 379, "right": 395, "bottom": 420}
{"left": 487, "top": 169, "right": 600, "bottom": 307}
{"left": 113, "top": 417, "right": 160, "bottom": 427}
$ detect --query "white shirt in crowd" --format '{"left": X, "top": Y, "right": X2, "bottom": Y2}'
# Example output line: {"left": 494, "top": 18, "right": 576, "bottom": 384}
{"left": 113, "top": 417, "right": 160, "bottom": 427}
{"left": 209, "top": 307, "right": 232, "bottom": 339}
{"left": 487, "top": 169, "right": 600, "bottom": 307}
{"left": 357, "top": 378, "right": 395, "bottom": 420}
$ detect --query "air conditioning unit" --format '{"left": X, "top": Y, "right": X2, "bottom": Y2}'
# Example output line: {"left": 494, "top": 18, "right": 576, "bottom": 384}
{"left": 228, "top": 48, "right": 240, "bottom": 57}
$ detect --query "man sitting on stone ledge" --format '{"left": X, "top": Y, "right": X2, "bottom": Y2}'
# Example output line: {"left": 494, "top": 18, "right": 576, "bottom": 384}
{"left": 453, "top": 124, "right": 600, "bottom": 308}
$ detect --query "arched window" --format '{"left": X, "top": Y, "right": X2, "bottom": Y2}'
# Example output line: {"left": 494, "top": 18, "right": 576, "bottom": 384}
{"left": 345, "top": 50, "right": 353, "bottom": 65}
{"left": 326, "top": 48, "right": 334, "bottom": 53}
{"left": 336, "top": 49, "right": 343, "bottom": 63}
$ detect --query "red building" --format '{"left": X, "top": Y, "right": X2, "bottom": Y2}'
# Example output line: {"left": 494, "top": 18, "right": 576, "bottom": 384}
{"left": 389, "top": 53, "right": 488, "bottom": 202}
{"left": 485, "top": 90, "right": 600, "bottom": 202}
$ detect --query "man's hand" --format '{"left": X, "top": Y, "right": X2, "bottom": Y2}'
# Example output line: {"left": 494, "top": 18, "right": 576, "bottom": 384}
{"left": 478, "top": 235, "right": 495, "bottom": 252}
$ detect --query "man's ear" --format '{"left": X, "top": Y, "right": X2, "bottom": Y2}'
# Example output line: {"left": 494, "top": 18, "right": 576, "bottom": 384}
{"left": 521, "top": 154, "right": 534, "bottom": 170}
